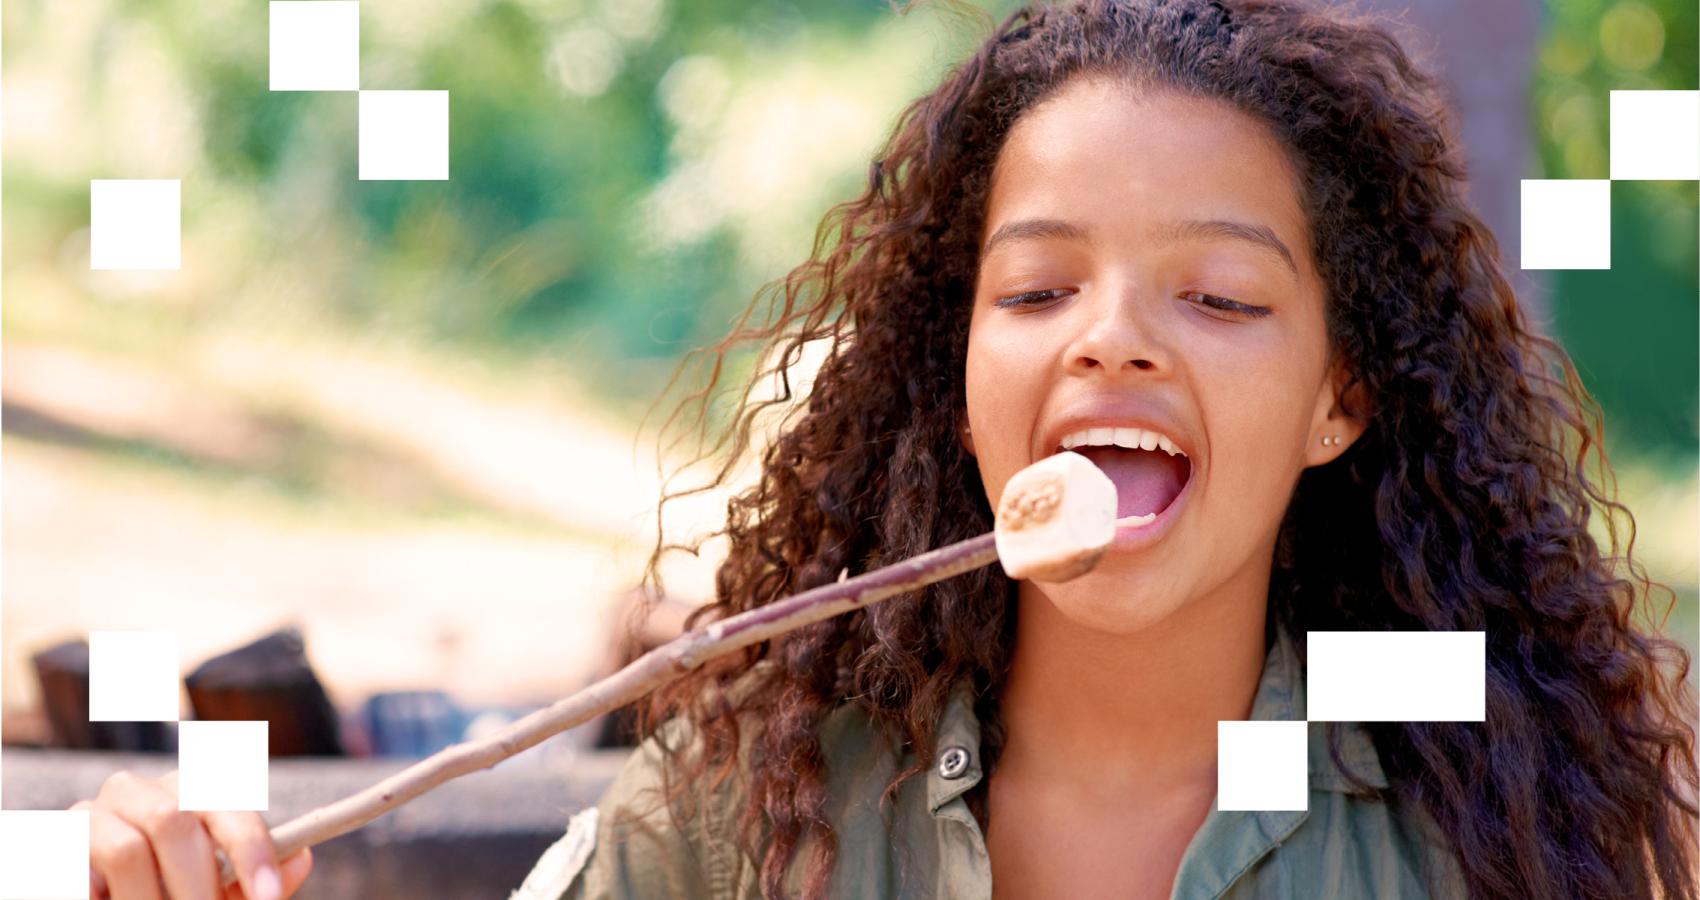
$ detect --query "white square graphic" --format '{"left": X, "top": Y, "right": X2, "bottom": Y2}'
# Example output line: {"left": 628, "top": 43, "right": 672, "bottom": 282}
{"left": 1217, "top": 720, "right": 1308, "bottom": 812}
{"left": 270, "top": 1, "right": 360, "bottom": 91}
{"left": 89, "top": 179, "right": 181, "bottom": 271}
{"left": 89, "top": 630, "right": 181, "bottom": 722}
{"left": 1306, "top": 631, "right": 1486, "bottom": 722}
{"left": 1519, "top": 179, "right": 1611, "bottom": 270}
{"left": 359, "top": 90, "right": 449, "bottom": 180}
{"left": 1609, "top": 90, "right": 1700, "bottom": 181}
{"left": 178, "top": 721, "right": 271, "bottom": 812}
{"left": 0, "top": 811, "right": 91, "bottom": 899}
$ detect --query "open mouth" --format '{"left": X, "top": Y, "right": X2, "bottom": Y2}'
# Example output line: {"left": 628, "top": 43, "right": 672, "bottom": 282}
{"left": 1060, "top": 445, "right": 1194, "bottom": 524}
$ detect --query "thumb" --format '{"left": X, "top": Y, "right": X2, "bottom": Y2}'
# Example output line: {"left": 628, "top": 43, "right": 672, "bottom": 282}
{"left": 278, "top": 847, "right": 313, "bottom": 897}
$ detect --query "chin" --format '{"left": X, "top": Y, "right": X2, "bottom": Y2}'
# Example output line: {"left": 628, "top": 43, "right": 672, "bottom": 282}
{"left": 1033, "top": 572, "right": 1190, "bottom": 637}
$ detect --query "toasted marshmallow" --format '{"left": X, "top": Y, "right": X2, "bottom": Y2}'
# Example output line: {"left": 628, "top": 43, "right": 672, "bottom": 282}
{"left": 994, "top": 451, "right": 1117, "bottom": 582}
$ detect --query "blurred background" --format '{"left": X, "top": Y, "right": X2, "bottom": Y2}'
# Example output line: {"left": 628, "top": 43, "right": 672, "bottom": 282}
{"left": 1, "top": 0, "right": 1695, "bottom": 895}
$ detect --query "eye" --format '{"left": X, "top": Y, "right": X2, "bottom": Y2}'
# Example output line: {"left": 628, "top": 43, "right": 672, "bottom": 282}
{"left": 993, "top": 288, "right": 1070, "bottom": 309}
{"left": 1183, "top": 291, "right": 1271, "bottom": 318}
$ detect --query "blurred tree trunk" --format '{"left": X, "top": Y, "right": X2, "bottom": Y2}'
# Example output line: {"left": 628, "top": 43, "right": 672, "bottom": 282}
{"left": 1362, "top": 0, "right": 1549, "bottom": 330}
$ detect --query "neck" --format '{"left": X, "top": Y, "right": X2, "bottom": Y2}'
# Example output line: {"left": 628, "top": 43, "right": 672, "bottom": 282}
{"left": 997, "top": 564, "right": 1271, "bottom": 795}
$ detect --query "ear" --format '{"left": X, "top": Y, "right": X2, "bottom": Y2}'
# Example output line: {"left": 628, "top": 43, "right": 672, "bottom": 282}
{"left": 1306, "top": 355, "right": 1370, "bottom": 466}
{"left": 958, "top": 416, "right": 977, "bottom": 458}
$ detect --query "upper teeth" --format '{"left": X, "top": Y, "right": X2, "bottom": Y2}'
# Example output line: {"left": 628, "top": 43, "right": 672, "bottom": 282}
{"left": 1059, "top": 426, "right": 1185, "bottom": 457}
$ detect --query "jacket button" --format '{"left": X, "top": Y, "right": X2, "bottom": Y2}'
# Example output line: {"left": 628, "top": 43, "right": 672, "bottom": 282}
{"left": 938, "top": 746, "right": 971, "bottom": 780}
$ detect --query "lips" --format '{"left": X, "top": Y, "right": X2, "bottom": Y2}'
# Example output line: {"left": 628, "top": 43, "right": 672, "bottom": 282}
{"left": 1071, "top": 445, "right": 1192, "bottom": 518}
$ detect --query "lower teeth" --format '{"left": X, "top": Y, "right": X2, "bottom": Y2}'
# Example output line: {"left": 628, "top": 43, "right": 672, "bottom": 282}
{"left": 1116, "top": 511, "right": 1158, "bottom": 526}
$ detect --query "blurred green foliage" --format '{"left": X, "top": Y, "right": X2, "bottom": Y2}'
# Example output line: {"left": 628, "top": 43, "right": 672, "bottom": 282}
{"left": 0, "top": 0, "right": 1693, "bottom": 447}
{"left": 3, "top": 0, "right": 1003, "bottom": 416}
{"left": 1534, "top": 0, "right": 1699, "bottom": 459}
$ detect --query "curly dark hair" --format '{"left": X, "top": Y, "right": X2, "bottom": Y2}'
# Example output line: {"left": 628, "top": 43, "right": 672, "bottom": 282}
{"left": 628, "top": 1, "right": 1700, "bottom": 898}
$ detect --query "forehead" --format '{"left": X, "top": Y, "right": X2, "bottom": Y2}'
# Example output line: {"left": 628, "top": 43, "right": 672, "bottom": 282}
{"left": 983, "top": 77, "right": 1314, "bottom": 268}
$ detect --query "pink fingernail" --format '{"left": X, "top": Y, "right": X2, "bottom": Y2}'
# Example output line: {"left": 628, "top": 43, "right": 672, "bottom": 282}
{"left": 252, "top": 864, "right": 283, "bottom": 900}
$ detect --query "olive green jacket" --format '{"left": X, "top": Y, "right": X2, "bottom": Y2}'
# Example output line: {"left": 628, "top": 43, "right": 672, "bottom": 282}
{"left": 515, "top": 625, "right": 1466, "bottom": 899}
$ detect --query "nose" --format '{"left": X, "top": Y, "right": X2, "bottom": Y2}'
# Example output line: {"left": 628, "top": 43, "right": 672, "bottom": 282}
{"left": 1066, "top": 288, "right": 1167, "bottom": 375}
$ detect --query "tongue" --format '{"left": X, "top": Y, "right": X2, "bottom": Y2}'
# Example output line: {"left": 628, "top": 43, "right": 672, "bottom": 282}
{"left": 1074, "top": 447, "right": 1190, "bottom": 518}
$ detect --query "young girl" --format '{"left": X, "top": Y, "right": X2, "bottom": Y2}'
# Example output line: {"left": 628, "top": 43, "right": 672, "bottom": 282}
{"left": 77, "top": 0, "right": 1697, "bottom": 898}
{"left": 541, "top": 0, "right": 1699, "bottom": 897}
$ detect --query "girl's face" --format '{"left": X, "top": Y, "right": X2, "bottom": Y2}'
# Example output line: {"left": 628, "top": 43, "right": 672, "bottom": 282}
{"left": 964, "top": 77, "right": 1363, "bottom": 635}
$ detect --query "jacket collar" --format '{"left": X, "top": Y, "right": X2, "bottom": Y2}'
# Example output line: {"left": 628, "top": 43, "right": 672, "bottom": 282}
{"left": 925, "top": 619, "right": 1388, "bottom": 816}
{"left": 927, "top": 681, "right": 985, "bottom": 815}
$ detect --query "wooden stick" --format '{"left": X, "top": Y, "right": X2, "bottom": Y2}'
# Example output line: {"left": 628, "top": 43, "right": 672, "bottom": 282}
{"left": 216, "top": 529, "right": 1004, "bottom": 887}
{"left": 214, "top": 449, "right": 1122, "bottom": 888}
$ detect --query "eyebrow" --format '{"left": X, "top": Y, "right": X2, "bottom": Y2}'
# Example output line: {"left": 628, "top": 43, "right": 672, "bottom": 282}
{"left": 981, "top": 216, "right": 1300, "bottom": 279}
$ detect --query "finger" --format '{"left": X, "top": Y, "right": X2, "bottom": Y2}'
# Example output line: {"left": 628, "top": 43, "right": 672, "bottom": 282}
{"left": 98, "top": 771, "right": 222, "bottom": 900}
{"left": 278, "top": 847, "right": 313, "bottom": 897}
{"left": 165, "top": 770, "right": 286, "bottom": 900}
{"left": 221, "top": 847, "right": 311, "bottom": 900}
{"left": 86, "top": 805, "right": 162, "bottom": 900}
{"left": 198, "top": 810, "right": 283, "bottom": 900}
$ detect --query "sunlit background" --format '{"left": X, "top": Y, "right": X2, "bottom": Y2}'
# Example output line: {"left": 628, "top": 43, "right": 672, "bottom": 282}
{"left": 2, "top": 0, "right": 1695, "bottom": 746}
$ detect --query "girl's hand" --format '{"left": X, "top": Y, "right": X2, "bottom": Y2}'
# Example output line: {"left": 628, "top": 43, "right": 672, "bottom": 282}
{"left": 71, "top": 769, "right": 313, "bottom": 900}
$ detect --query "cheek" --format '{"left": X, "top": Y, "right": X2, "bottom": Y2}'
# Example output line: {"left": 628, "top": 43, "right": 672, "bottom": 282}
{"left": 964, "top": 321, "right": 1051, "bottom": 474}
{"left": 1198, "top": 365, "right": 1313, "bottom": 508}
{"left": 1200, "top": 321, "right": 1318, "bottom": 428}
{"left": 969, "top": 314, "right": 1044, "bottom": 376}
